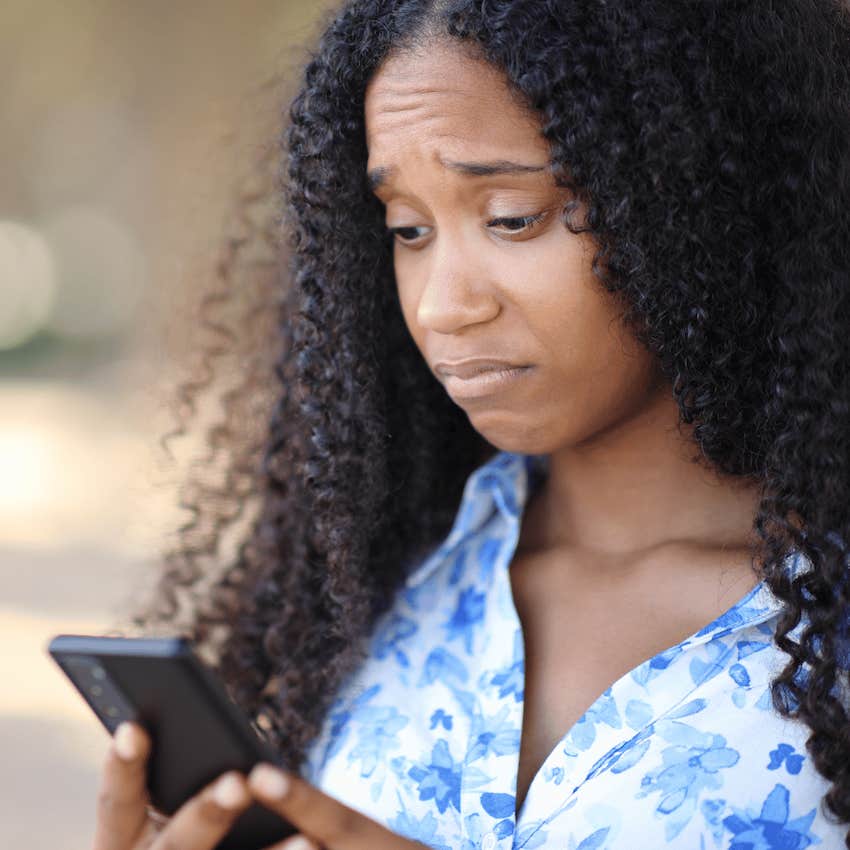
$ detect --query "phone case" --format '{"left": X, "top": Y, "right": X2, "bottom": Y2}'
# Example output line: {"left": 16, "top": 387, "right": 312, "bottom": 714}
{"left": 48, "top": 634, "right": 297, "bottom": 850}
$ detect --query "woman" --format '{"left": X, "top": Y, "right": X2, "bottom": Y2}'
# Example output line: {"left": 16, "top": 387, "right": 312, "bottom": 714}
{"left": 91, "top": 1, "right": 850, "bottom": 848}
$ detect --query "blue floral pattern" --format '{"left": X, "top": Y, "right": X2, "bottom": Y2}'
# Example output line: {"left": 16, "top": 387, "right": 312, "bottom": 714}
{"left": 301, "top": 451, "right": 841, "bottom": 847}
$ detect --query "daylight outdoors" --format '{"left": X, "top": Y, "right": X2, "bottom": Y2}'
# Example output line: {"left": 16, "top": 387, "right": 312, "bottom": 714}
{"left": 0, "top": 3, "right": 334, "bottom": 847}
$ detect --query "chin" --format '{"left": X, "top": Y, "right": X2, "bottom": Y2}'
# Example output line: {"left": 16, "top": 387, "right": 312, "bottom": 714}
{"left": 465, "top": 410, "right": 554, "bottom": 456}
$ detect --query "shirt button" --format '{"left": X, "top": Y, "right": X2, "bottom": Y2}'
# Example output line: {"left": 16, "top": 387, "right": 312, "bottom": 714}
{"left": 482, "top": 832, "right": 497, "bottom": 850}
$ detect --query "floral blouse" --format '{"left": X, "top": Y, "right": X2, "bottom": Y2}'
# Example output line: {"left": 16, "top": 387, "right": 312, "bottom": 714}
{"left": 301, "top": 450, "right": 842, "bottom": 849}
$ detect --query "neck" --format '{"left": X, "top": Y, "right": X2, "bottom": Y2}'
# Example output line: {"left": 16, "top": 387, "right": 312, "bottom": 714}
{"left": 521, "top": 388, "right": 762, "bottom": 558}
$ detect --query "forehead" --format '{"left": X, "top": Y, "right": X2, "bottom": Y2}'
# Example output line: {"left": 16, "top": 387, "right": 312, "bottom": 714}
{"left": 364, "top": 40, "right": 549, "bottom": 165}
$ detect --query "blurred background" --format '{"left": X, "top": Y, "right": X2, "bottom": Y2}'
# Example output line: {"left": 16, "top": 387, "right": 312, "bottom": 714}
{"left": 0, "top": 2, "right": 334, "bottom": 847}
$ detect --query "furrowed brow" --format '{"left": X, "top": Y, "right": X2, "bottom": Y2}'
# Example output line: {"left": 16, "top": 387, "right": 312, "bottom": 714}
{"left": 441, "top": 157, "right": 548, "bottom": 177}
{"left": 367, "top": 158, "right": 547, "bottom": 192}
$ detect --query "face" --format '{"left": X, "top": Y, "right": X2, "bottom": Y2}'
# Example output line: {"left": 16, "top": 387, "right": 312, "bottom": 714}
{"left": 364, "top": 39, "right": 665, "bottom": 454}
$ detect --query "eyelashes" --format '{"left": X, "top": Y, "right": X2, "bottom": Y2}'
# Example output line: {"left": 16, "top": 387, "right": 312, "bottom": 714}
{"left": 387, "top": 225, "right": 429, "bottom": 242}
{"left": 490, "top": 212, "right": 547, "bottom": 232}
{"left": 387, "top": 211, "right": 547, "bottom": 245}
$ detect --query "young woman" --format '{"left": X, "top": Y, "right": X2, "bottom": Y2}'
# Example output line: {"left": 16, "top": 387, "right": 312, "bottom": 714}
{"left": 90, "top": 1, "right": 850, "bottom": 848}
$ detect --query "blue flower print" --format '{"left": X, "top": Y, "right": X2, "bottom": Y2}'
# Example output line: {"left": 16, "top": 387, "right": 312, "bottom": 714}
{"left": 448, "top": 550, "right": 467, "bottom": 586}
{"left": 465, "top": 705, "right": 520, "bottom": 763}
{"left": 571, "top": 827, "right": 611, "bottom": 850}
{"left": 701, "top": 797, "right": 727, "bottom": 844}
{"left": 583, "top": 725, "right": 654, "bottom": 783}
{"left": 479, "top": 463, "right": 520, "bottom": 517}
{"left": 568, "top": 688, "right": 622, "bottom": 751}
{"left": 480, "top": 791, "right": 515, "bottom": 818}
{"left": 444, "top": 586, "right": 486, "bottom": 654}
{"left": 420, "top": 647, "right": 469, "bottom": 688}
{"left": 728, "top": 663, "right": 750, "bottom": 687}
{"left": 581, "top": 698, "right": 709, "bottom": 785}
{"left": 490, "top": 661, "right": 524, "bottom": 702}
{"left": 632, "top": 644, "right": 684, "bottom": 688}
{"left": 624, "top": 698, "right": 654, "bottom": 730}
{"left": 459, "top": 812, "right": 484, "bottom": 850}
{"left": 737, "top": 639, "right": 771, "bottom": 659}
{"left": 475, "top": 536, "right": 502, "bottom": 584}
{"left": 723, "top": 783, "right": 820, "bottom": 848}
{"left": 348, "top": 703, "right": 409, "bottom": 777}
{"left": 728, "top": 662, "right": 751, "bottom": 708}
{"left": 315, "top": 683, "right": 381, "bottom": 772}
{"left": 430, "top": 709, "right": 453, "bottom": 731}
{"left": 689, "top": 637, "right": 735, "bottom": 687}
{"left": 490, "top": 628, "right": 524, "bottom": 702}
{"left": 388, "top": 807, "right": 453, "bottom": 850}
{"left": 767, "top": 743, "right": 805, "bottom": 776}
{"left": 374, "top": 613, "right": 418, "bottom": 668}
{"left": 544, "top": 765, "right": 565, "bottom": 785}
{"left": 753, "top": 685, "right": 774, "bottom": 713}
{"left": 636, "top": 721, "right": 740, "bottom": 840}
{"left": 409, "top": 739, "right": 463, "bottom": 814}
{"left": 514, "top": 819, "right": 551, "bottom": 849}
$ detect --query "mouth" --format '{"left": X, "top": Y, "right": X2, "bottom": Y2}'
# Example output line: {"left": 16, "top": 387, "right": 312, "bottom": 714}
{"left": 433, "top": 358, "right": 529, "bottom": 380}
{"left": 439, "top": 365, "right": 534, "bottom": 400}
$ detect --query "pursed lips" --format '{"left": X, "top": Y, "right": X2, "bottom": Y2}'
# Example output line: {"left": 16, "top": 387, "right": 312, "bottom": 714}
{"left": 432, "top": 358, "right": 530, "bottom": 380}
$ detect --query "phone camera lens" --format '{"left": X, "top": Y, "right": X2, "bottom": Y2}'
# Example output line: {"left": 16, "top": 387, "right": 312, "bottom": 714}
{"left": 106, "top": 706, "right": 120, "bottom": 718}
{"left": 90, "top": 685, "right": 103, "bottom": 697}
{"left": 92, "top": 667, "right": 106, "bottom": 681}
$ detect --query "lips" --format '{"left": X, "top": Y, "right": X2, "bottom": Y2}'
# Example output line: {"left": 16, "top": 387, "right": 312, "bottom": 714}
{"left": 433, "top": 358, "right": 529, "bottom": 380}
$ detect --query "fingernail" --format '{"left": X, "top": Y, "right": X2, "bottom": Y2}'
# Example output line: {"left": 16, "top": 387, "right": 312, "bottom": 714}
{"left": 286, "top": 837, "right": 320, "bottom": 850}
{"left": 213, "top": 773, "right": 249, "bottom": 809}
{"left": 114, "top": 722, "right": 138, "bottom": 761}
{"left": 248, "top": 763, "right": 290, "bottom": 799}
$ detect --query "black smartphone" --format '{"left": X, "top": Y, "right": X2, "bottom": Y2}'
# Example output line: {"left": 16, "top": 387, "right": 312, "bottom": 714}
{"left": 47, "top": 633, "right": 298, "bottom": 850}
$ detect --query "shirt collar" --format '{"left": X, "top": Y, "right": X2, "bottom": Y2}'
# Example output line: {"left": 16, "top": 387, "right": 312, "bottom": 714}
{"left": 404, "top": 451, "right": 548, "bottom": 588}
{"left": 402, "top": 450, "right": 811, "bottom": 611}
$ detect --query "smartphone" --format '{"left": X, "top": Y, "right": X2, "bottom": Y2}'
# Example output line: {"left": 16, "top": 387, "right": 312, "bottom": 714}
{"left": 47, "top": 633, "right": 298, "bottom": 850}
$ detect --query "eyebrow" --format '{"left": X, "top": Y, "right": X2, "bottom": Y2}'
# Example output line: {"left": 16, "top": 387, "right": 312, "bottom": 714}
{"left": 367, "top": 158, "right": 548, "bottom": 192}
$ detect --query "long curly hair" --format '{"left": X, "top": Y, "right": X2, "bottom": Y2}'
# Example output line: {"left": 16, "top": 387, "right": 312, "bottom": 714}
{"left": 130, "top": 0, "right": 850, "bottom": 839}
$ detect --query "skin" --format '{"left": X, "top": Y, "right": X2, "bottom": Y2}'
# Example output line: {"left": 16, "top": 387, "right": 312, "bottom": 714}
{"left": 92, "top": 721, "right": 426, "bottom": 849}
{"left": 91, "top": 36, "right": 766, "bottom": 848}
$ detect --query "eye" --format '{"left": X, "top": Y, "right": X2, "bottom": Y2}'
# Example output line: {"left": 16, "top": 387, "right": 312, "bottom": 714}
{"left": 386, "top": 211, "right": 548, "bottom": 246}
{"left": 487, "top": 212, "right": 546, "bottom": 234}
{"left": 387, "top": 225, "right": 431, "bottom": 244}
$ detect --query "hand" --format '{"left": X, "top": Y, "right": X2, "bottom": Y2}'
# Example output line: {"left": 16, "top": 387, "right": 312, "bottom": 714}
{"left": 93, "top": 720, "right": 253, "bottom": 850}
{"left": 246, "top": 762, "right": 429, "bottom": 850}
{"left": 92, "top": 721, "right": 429, "bottom": 850}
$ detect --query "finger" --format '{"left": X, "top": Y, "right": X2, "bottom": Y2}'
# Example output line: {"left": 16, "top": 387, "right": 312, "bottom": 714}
{"left": 264, "top": 836, "right": 322, "bottom": 850}
{"left": 248, "top": 764, "right": 426, "bottom": 850}
{"left": 93, "top": 721, "right": 153, "bottom": 850}
{"left": 149, "top": 770, "right": 252, "bottom": 850}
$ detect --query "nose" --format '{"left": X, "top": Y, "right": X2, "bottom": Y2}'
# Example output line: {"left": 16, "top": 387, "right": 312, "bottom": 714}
{"left": 414, "top": 234, "right": 500, "bottom": 334}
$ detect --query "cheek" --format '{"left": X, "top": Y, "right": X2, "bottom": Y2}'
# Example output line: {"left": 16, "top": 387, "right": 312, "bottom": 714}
{"left": 509, "top": 238, "right": 606, "bottom": 356}
{"left": 540, "top": 287, "right": 650, "bottom": 392}
{"left": 522, "top": 251, "right": 660, "bottom": 424}
{"left": 545, "top": 307, "right": 662, "bottom": 439}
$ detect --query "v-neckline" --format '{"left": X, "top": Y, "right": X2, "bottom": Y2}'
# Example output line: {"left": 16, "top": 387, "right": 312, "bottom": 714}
{"left": 498, "top": 526, "right": 781, "bottom": 834}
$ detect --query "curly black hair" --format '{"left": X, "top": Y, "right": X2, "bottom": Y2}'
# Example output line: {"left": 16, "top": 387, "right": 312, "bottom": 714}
{"left": 129, "top": 0, "right": 850, "bottom": 841}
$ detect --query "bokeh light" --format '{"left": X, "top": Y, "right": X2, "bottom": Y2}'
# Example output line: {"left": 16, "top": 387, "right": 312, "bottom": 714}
{"left": 0, "top": 382, "right": 176, "bottom": 555}
{"left": 0, "top": 220, "right": 56, "bottom": 350}
{"left": 42, "top": 206, "right": 145, "bottom": 339}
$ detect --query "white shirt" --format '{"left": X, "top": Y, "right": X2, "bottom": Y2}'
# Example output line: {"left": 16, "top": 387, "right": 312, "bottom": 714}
{"left": 302, "top": 450, "right": 841, "bottom": 848}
